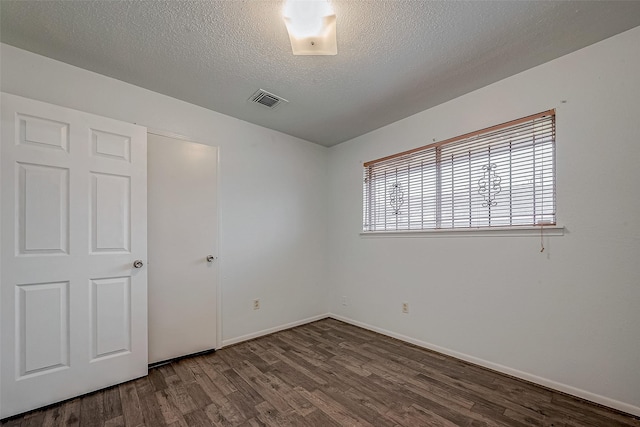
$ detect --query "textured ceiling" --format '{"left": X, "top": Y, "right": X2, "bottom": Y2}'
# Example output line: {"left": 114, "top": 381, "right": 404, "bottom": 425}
{"left": 2, "top": 1, "right": 640, "bottom": 147}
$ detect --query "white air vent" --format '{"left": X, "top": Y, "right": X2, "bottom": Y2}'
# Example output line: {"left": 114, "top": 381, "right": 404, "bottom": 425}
{"left": 249, "top": 89, "right": 288, "bottom": 110}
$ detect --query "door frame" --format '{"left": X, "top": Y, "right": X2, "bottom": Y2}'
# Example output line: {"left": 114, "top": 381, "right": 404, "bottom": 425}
{"left": 146, "top": 128, "right": 222, "bottom": 352}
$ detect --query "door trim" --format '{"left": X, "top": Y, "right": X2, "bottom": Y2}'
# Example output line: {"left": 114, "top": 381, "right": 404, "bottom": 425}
{"left": 146, "top": 128, "right": 222, "bottom": 351}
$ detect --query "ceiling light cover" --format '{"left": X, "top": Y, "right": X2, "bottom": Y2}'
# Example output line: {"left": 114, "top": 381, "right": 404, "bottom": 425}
{"left": 283, "top": 0, "right": 337, "bottom": 55}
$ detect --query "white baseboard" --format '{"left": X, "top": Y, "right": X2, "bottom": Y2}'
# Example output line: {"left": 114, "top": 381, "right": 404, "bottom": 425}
{"left": 221, "top": 313, "right": 329, "bottom": 348}
{"left": 328, "top": 313, "right": 640, "bottom": 418}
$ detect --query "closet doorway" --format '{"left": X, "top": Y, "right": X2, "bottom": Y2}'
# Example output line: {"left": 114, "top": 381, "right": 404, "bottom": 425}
{"left": 147, "top": 132, "right": 219, "bottom": 364}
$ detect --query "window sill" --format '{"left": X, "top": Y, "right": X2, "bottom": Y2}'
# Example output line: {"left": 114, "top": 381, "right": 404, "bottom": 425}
{"left": 360, "top": 226, "right": 564, "bottom": 238}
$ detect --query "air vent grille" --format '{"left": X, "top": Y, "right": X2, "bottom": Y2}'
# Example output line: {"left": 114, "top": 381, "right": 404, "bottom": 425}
{"left": 249, "top": 89, "right": 288, "bottom": 110}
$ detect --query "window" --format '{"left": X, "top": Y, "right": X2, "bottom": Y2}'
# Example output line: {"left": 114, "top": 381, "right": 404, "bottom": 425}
{"left": 363, "top": 110, "right": 555, "bottom": 232}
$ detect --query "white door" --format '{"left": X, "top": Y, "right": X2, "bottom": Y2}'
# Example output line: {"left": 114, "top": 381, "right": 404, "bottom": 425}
{"left": 147, "top": 133, "right": 218, "bottom": 364}
{"left": 0, "top": 93, "right": 148, "bottom": 418}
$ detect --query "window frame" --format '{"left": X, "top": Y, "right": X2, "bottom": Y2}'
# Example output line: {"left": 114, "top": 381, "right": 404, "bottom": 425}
{"left": 362, "top": 110, "right": 560, "bottom": 235}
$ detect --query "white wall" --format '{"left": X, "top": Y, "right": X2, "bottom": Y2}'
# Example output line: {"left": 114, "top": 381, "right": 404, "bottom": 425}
{"left": 327, "top": 26, "right": 640, "bottom": 415}
{"left": 1, "top": 43, "right": 329, "bottom": 345}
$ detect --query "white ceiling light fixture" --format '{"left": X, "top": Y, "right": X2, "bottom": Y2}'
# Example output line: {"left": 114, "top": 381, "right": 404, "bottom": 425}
{"left": 283, "top": 0, "right": 337, "bottom": 55}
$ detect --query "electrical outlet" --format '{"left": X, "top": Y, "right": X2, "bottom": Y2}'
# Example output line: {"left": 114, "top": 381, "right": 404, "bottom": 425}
{"left": 402, "top": 302, "right": 409, "bottom": 314}
{"left": 253, "top": 299, "right": 260, "bottom": 310}
{"left": 341, "top": 296, "right": 348, "bottom": 306}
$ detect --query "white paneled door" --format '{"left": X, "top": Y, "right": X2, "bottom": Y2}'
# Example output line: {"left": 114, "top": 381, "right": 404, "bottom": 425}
{"left": 0, "top": 93, "right": 148, "bottom": 418}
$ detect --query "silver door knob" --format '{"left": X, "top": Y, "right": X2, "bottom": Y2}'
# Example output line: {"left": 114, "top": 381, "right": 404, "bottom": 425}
{"left": 133, "top": 260, "right": 144, "bottom": 268}
{"left": 206, "top": 255, "right": 216, "bottom": 262}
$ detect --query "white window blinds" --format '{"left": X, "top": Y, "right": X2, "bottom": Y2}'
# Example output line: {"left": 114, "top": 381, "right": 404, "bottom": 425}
{"left": 363, "top": 110, "right": 556, "bottom": 232}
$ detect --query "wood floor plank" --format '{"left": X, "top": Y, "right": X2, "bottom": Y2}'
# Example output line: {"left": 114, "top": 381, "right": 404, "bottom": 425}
{"left": 40, "top": 405, "right": 65, "bottom": 427}
{"left": 235, "top": 418, "right": 265, "bottom": 427}
{"left": 262, "top": 371, "right": 315, "bottom": 416}
{"left": 502, "top": 407, "right": 549, "bottom": 426}
{"left": 342, "top": 387, "right": 397, "bottom": 424}
{"left": 221, "top": 369, "right": 265, "bottom": 410}
{"left": 469, "top": 401, "right": 531, "bottom": 427}
{"left": 3, "top": 319, "right": 639, "bottom": 427}
{"left": 417, "top": 372, "right": 546, "bottom": 425}
{"left": 80, "top": 391, "right": 106, "bottom": 427}
{"left": 254, "top": 401, "right": 302, "bottom": 427}
{"left": 148, "top": 366, "right": 169, "bottom": 392}
{"left": 134, "top": 375, "right": 156, "bottom": 398}
{"left": 165, "top": 382, "right": 199, "bottom": 415}
{"left": 235, "top": 361, "right": 299, "bottom": 414}
{"left": 118, "top": 382, "right": 145, "bottom": 427}
{"left": 491, "top": 376, "right": 553, "bottom": 403}
{"left": 267, "top": 349, "right": 328, "bottom": 387}
{"left": 317, "top": 385, "right": 397, "bottom": 427}
{"left": 157, "top": 364, "right": 179, "bottom": 381}
{"left": 360, "top": 340, "right": 546, "bottom": 423}
{"left": 231, "top": 344, "right": 272, "bottom": 372}
{"left": 183, "top": 409, "right": 212, "bottom": 427}
{"left": 209, "top": 399, "right": 248, "bottom": 426}
{"left": 138, "top": 391, "right": 168, "bottom": 427}
{"left": 19, "top": 411, "right": 44, "bottom": 427}
{"left": 272, "top": 335, "right": 333, "bottom": 362}
{"left": 354, "top": 344, "right": 477, "bottom": 410}
{"left": 190, "top": 363, "right": 233, "bottom": 405}
{"left": 294, "top": 387, "right": 374, "bottom": 427}
{"left": 155, "top": 389, "right": 188, "bottom": 426}
{"left": 103, "top": 415, "right": 125, "bottom": 427}
{"left": 246, "top": 342, "right": 284, "bottom": 366}
{"left": 63, "top": 398, "right": 81, "bottom": 427}
{"left": 301, "top": 408, "right": 342, "bottom": 427}
{"left": 196, "top": 355, "right": 238, "bottom": 396}
{"left": 268, "top": 357, "right": 327, "bottom": 391}
{"left": 403, "top": 403, "right": 462, "bottom": 427}
{"left": 202, "top": 402, "right": 233, "bottom": 427}
{"left": 103, "top": 385, "right": 124, "bottom": 421}
{"left": 551, "top": 393, "right": 640, "bottom": 426}
{"left": 184, "top": 381, "right": 213, "bottom": 410}
{"left": 370, "top": 368, "right": 505, "bottom": 427}
{"left": 173, "top": 360, "right": 197, "bottom": 384}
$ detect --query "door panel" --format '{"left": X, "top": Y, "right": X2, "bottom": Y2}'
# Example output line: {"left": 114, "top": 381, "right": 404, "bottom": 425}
{"left": 147, "top": 133, "right": 218, "bottom": 364}
{"left": 90, "top": 172, "right": 131, "bottom": 253}
{"left": 17, "top": 281, "right": 69, "bottom": 377}
{"left": 91, "top": 129, "right": 131, "bottom": 161}
{"left": 91, "top": 277, "right": 131, "bottom": 360}
{"left": 17, "top": 114, "right": 70, "bottom": 152}
{"left": 1, "top": 93, "right": 148, "bottom": 418}
{"left": 17, "top": 163, "right": 69, "bottom": 255}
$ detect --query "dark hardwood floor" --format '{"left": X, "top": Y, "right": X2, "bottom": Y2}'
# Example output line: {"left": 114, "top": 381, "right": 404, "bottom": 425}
{"left": 2, "top": 318, "right": 639, "bottom": 426}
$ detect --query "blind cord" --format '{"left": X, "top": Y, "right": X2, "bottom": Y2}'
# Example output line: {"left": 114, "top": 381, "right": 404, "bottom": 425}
{"left": 540, "top": 224, "right": 545, "bottom": 252}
